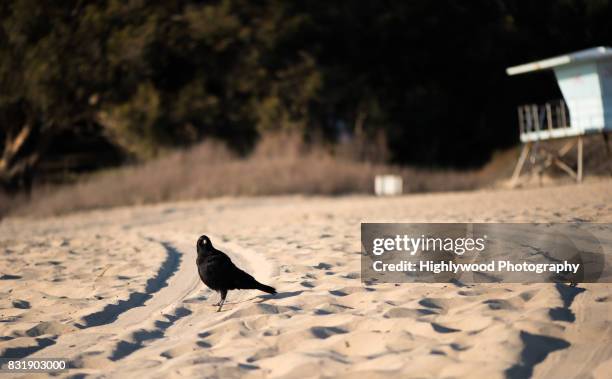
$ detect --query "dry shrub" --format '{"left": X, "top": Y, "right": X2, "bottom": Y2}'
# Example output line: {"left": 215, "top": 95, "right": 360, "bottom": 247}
{"left": 5, "top": 133, "right": 508, "bottom": 217}
{"left": 0, "top": 191, "right": 19, "bottom": 217}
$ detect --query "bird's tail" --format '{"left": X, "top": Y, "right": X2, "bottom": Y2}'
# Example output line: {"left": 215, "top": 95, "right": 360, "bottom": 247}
{"left": 255, "top": 282, "right": 276, "bottom": 294}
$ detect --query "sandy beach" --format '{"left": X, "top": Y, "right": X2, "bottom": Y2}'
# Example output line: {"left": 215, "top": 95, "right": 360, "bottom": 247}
{"left": 1, "top": 180, "right": 611, "bottom": 378}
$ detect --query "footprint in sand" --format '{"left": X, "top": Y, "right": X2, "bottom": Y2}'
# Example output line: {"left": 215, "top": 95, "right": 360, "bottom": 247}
{"left": 418, "top": 298, "right": 445, "bottom": 310}
{"left": 342, "top": 272, "right": 360, "bottom": 279}
{"left": 300, "top": 280, "right": 316, "bottom": 288}
{"left": 12, "top": 299, "right": 31, "bottom": 309}
{"left": 430, "top": 322, "right": 461, "bottom": 334}
{"left": 384, "top": 307, "right": 438, "bottom": 319}
{"left": 314, "top": 303, "right": 354, "bottom": 316}
{"left": 329, "top": 287, "right": 376, "bottom": 297}
{"left": 314, "top": 262, "right": 333, "bottom": 270}
{"left": 450, "top": 342, "right": 471, "bottom": 351}
{"left": 483, "top": 299, "right": 515, "bottom": 310}
{"left": 310, "top": 326, "right": 348, "bottom": 339}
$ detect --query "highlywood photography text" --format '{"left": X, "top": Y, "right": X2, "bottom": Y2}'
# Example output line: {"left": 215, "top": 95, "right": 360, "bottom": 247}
{"left": 370, "top": 234, "right": 580, "bottom": 275}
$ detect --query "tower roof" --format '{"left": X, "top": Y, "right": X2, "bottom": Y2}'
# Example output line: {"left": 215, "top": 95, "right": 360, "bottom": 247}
{"left": 506, "top": 46, "right": 612, "bottom": 76}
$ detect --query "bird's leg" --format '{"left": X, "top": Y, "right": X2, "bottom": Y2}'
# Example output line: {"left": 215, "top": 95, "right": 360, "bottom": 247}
{"left": 212, "top": 291, "right": 222, "bottom": 306}
{"left": 217, "top": 289, "right": 228, "bottom": 312}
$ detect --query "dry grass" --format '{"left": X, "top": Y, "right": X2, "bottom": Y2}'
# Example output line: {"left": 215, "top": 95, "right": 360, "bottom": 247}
{"left": 2, "top": 133, "right": 513, "bottom": 218}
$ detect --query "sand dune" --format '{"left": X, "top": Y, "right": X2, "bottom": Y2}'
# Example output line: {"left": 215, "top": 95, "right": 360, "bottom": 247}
{"left": 1, "top": 180, "right": 611, "bottom": 378}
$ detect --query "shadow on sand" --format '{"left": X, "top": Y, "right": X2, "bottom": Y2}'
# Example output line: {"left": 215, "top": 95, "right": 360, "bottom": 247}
{"left": 76, "top": 241, "right": 181, "bottom": 329}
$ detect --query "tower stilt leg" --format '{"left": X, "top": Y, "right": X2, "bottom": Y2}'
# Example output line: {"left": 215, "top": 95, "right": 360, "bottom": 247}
{"left": 577, "top": 136, "right": 583, "bottom": 183}
{"left": 511, "top": 142, "right": 531, "bottom": 187}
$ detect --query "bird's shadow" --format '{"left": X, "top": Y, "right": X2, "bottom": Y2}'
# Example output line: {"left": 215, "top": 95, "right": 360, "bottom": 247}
{"left": 201, "top": 291, "right": 303, "bottom": 313}
{"left": 216, "top": 290, "right": 303, "bottom": 307}
{"left": 255, "top": 290, "right": 303, "bottom": 302}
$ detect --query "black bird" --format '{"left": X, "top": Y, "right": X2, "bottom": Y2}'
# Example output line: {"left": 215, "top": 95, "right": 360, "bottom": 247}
{"left": 196, "top": 235, "right": 276, "bottom": 311}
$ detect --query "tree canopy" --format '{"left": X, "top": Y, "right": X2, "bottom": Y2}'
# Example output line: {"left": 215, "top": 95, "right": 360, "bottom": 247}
{"left": 1, "top": 0, "right": 611, "bottom": 189}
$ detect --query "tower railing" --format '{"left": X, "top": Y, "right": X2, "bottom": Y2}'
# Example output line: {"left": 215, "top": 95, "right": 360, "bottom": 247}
{"left": 517, "top": 99, "right": 570, "bottom": 137}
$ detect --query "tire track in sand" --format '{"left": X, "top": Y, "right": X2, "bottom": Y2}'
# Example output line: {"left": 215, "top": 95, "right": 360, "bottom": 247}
{"left": 26, "top": 234, "right": 200, "bottom": 363}
{"left": 27, "top": 233, "right": 275, "bottom": 375}
{"left": 103, "top": 237, "right": 277, "bottom": 367}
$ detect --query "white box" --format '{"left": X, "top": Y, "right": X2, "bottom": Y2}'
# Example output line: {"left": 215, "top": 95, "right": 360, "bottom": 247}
{"left": 374, "top": 175, "right": 403, "bottom": 196}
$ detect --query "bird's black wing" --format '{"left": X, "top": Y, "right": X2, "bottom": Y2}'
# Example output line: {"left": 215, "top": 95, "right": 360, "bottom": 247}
{"left": 198, "top": 249, "right": 276, "bottom": 293}
{"left": 197, "top": 252, "right": 236, "bottom": 291}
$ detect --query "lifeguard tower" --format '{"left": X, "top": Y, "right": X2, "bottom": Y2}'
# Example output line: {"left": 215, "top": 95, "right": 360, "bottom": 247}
{"left": 506, "top": 46, "right": 612, "bottom": 184}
